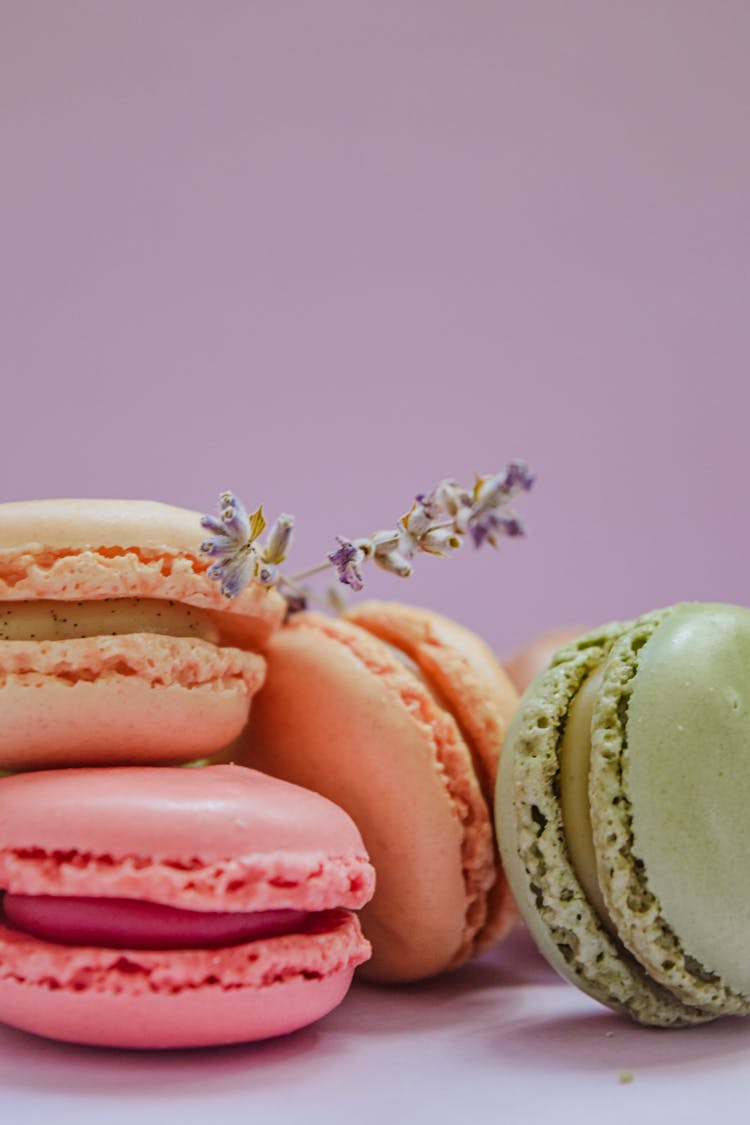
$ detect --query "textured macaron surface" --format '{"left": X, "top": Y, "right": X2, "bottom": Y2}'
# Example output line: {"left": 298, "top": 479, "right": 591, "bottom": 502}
{"left": 345, "top": 601, "right": 519, "bottom": 953}
{"left": 496, "top": 615, "right": 711, "bottom": 1026}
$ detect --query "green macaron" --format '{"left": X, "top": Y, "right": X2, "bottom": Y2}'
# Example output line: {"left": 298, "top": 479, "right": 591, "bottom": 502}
{"left": 496, "top": 602, "right": 750, "bottom": 1027}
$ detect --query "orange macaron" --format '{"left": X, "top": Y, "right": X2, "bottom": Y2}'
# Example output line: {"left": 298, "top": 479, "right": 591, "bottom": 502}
{"left": 0, "top": 499, "right": 285, "bottom": 770}
{"left": 240, "top": 600, "right": 519, "bottom": 983}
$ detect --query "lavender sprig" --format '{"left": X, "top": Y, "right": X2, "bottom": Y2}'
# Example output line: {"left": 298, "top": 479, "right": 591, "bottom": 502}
{"left": 200, "top": 460, "right": 534, "bottom": 605}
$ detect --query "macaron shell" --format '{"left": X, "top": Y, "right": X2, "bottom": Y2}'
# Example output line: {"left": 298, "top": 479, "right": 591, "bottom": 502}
{"left": 0, "top": 635, "right": 265, "bottom": 768}
{"left": 0, "top": 765, "right": 374, "bottom": 911}
{"left": 346, "top": 601, "right": 518, "bottom": 801}
{"left": 0, "top": 909, "right": 368, "bottom": 1048}
{"left": 496, "top": 620, "right": 711, "bottom": 1026}
{"left": 242, "top": 613, "right": 497, "bottom": 982}
{"left": 0, "top": 498, "right": 206, "bottom": 551}
{"left": 346, "top": 600, "right": 519, "bottom": 951}
{"left": 590, "top": 604, "right": 750, "bottom": 1015}
{"left": 0, "top": 498, "right": 286, "bottom": 648}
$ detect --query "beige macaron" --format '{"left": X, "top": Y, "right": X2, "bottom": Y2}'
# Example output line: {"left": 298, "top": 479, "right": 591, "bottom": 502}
{"left": 240, "top": 600, "right": 519, "bottom": 983}
{"left": 0, "top": 499, "right": 286, "bottom": 770}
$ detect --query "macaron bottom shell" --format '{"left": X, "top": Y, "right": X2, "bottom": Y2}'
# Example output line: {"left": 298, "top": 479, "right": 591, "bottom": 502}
{"left": 0, "top": 908, "right": 369, "bottom": 1048}
{"left": 0, "top": 633, "right": 265, "bottom": 769}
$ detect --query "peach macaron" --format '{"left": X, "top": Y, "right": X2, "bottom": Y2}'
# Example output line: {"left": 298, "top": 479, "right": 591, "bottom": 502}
{"left": 241, "top": 601, "right": 519, "bottom": 983}
{"left": 0, "top": 499, "right": 286, "bottom": 770}
{"left": 0, "top": 764, "right": 374, "bottom": 1047}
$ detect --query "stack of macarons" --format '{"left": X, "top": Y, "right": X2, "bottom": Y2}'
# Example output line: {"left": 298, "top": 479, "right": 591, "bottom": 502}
{"left": 498, "top": 602, "right": 750, "bottom": 1026}
{"left": 0, "top": 499, "right": 375, "bottom": 1047}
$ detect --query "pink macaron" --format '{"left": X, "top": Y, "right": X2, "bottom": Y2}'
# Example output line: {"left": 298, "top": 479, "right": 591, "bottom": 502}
{"left": 0, "top": 499, "right": 286, "bottom": 770}
{"left": 0, "top": 764, "right": 374, "bottom": 1048}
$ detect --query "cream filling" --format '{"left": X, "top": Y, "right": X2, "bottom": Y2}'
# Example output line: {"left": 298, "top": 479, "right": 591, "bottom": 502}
{"left": 0, "top": 598, "right": 220, "bottom": 644}
{"left": 558, "top": 665, "right": 618, "bottom": 936}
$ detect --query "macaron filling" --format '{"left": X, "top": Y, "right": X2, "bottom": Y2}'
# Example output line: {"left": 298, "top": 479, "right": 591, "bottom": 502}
{"left": 0, "top": 598, "right": 220, "bottom": 643}
{"left": 557, "top": 665, "right": 616, "bottom": 935}
{"left": 1, "top": 893, "right": 311, "bottom": 949}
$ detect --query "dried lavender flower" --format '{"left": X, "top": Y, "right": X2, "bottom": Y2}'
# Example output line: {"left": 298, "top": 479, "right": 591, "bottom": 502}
{"left": 327, "top": 536, "right": 370, "bottom": 591}
{"left": 200, "top": 459, "right": 533, "bottom": 605}
{"left": 200, "top": 492, "right": 295, "bottom": 597}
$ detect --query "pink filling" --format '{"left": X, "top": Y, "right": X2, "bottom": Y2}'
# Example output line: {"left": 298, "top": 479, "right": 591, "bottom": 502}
{"left": 1, "top": 893, "right": 311, "bottom": 950}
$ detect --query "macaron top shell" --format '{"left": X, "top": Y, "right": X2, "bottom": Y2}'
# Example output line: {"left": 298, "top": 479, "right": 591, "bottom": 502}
{"left": 346, "top": 601, "right": 518, "bottom": 802}
{"left": 0, "top": 765, "right": 375, "bottom": 913}
{"left": 0, "top": 498, "right": 285, "bottom": 647}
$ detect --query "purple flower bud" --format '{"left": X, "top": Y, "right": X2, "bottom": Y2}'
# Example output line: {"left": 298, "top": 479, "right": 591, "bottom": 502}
{"left": 328, "top": 536, "right": 367, "bottom": 591}
{"left": 475, "top": 461, "right": 535, "bottom": 510}
{"left": 199, "top": 536, "right": 234, "bottom": 559}
{"left": 200, "top": 514, "right": 230, "bottom": 537}
{"left": 207, "top": 545, "right": 258, "bottom": 598}
{"left": 218, "top": 491, "right": 251, "bottom": 541}
{"left": 505, "top": 459, "right": 535, "bottom": 492}
{"left": 468, "top": 511, "right": 526, "bottom": 548}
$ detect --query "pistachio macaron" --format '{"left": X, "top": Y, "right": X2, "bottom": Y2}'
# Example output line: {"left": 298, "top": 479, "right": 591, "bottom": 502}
{"left": 0, "top": 499, "right": 286, "bottom": 770}
{"left": 497, "top": 602, "right": 750, "bottom": 1026}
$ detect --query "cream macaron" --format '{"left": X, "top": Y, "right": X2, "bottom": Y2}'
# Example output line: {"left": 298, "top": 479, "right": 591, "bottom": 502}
{"left": 240, "top": 601, "right": 519, "bottom": 983}
{"left": 0, "top": 499, "right": 286, "bottom": 770}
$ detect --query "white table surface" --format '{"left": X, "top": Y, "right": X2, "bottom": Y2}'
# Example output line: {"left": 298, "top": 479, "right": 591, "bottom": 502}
{"left": 2, "top": 926, "right": 749, "bottom": 1125}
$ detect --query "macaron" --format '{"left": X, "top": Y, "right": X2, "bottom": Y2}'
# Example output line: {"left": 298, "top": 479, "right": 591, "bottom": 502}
{"left": 0, "top": 499, "right": 286, "bottom": 769}
{"left": 502, "top": 626, "right": 586, "bottom": 694}
{"left": 0, "top": 763, "right": 374, "bottom": 1047}
{"left": 497, "top": 601, "right": 750, "bottom": 1026}
{"left": 241, "top": 601, "right": 520, "bottom": 983}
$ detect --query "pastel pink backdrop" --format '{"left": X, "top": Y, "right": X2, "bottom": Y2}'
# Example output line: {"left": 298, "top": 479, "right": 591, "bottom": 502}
{"left": 2, "top": 1, "right": 749, "bottom": 655}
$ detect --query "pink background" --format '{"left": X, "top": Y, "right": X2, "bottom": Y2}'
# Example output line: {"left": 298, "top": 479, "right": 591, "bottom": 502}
{"left": 3, "top": 6, "right": 750, "bottom": 1119}
{"left": 2, "top": 0, "right": 749, "bottom": 657}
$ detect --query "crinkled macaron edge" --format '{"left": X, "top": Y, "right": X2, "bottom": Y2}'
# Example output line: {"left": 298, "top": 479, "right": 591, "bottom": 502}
{"left": 496, "top": 614, "right": 713, "bottom": 1027}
